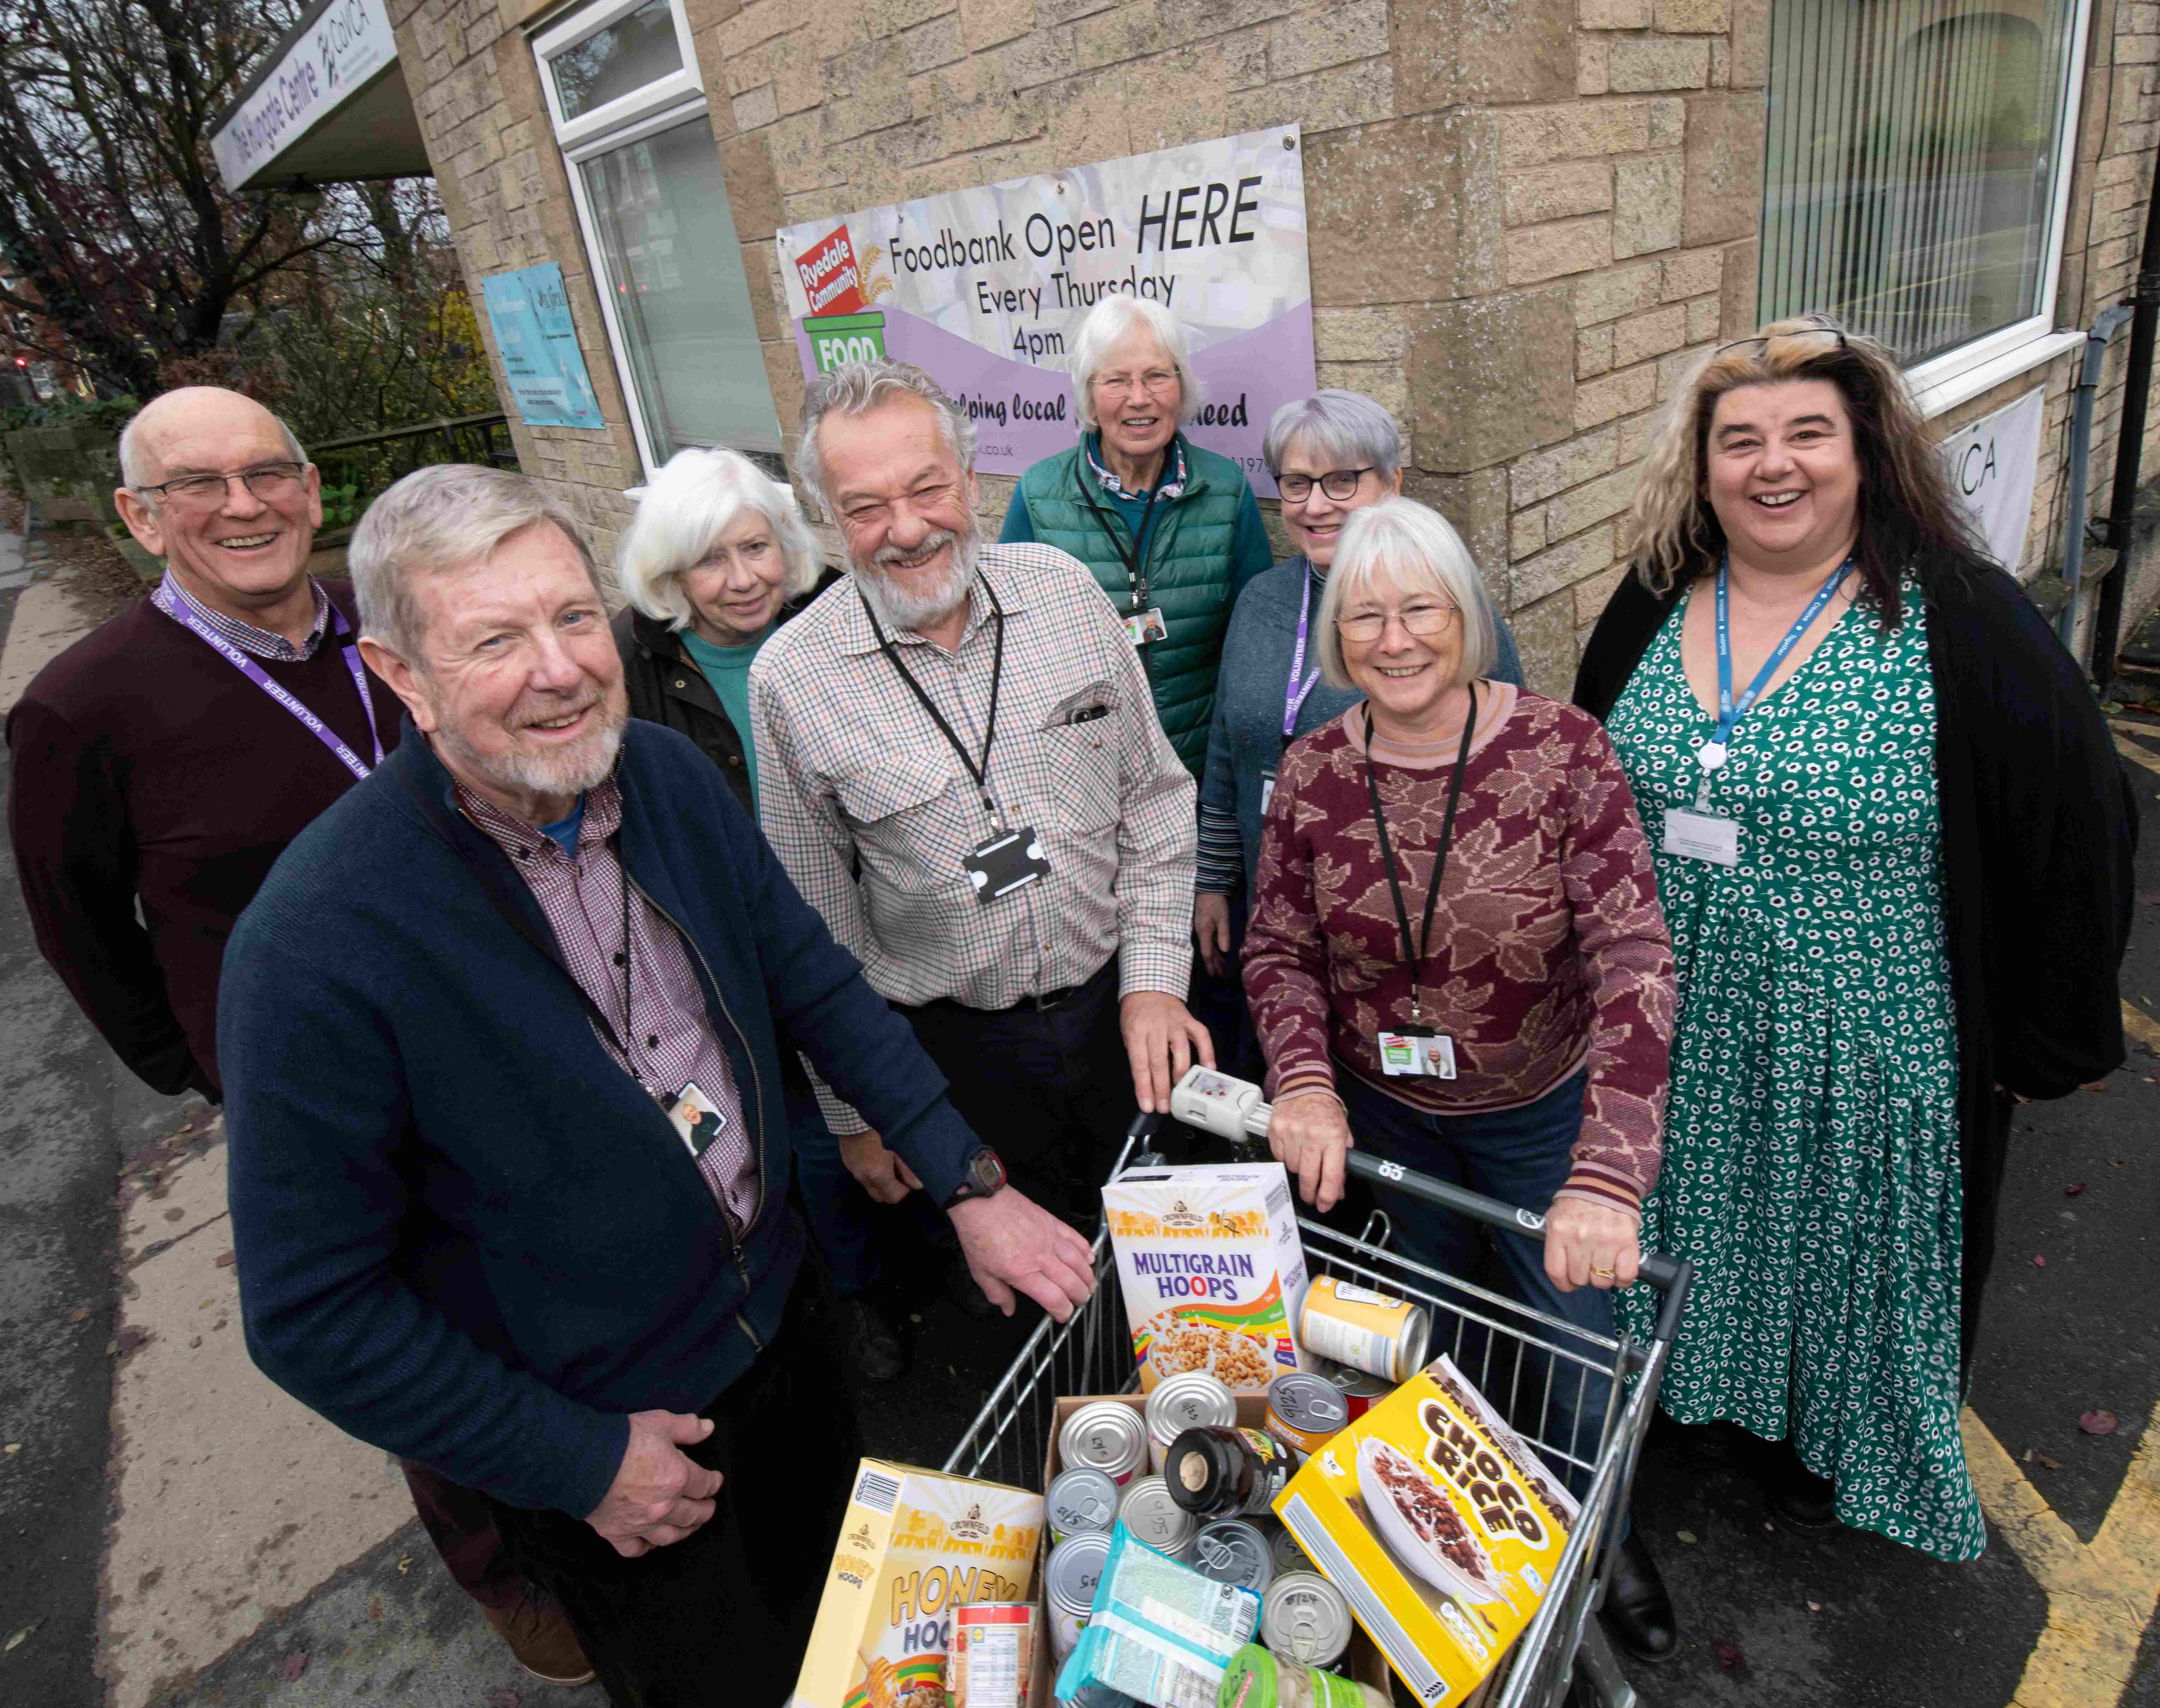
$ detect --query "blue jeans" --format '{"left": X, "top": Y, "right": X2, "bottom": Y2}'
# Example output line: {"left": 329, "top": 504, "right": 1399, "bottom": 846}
{"left": 1334, "top": 1066, "right": 1627, "bottom": 1528}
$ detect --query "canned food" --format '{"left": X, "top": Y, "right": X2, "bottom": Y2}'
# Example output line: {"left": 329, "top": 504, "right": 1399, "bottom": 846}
{"left": 1117, "top": 1474, "right": 1198, "bottom": 1559}
{"left": 1190, "top": 1517, "right": 1275, "bottom": 1594}
{"left": 949, "top": 1602, "right": 1038, "bottom": 1708}
{"left": 1060, "top": 1401, "right": 1149, "bottom": 1485}
{"left": 1265, "top": 1519, "right": 1310, "bottom": 1577}
{"left": 1260, "top": 1570, "right": 1354, "bottom": 1668}
{"left": 1312, "top": 1357, "right": 1393, "bottom": 1420}
{"left": 1144, "top": 1370, "right": 1238, "bottom": 1472}
{"left": 1265, "top": 1372, "right": 1350, "bottom": 1455}
{"left": 1046, "top": 1531, "right": 1110, "bottom": 1662}
{"left": 1046, "top": 1466, "right": 1121, "bottom": 1545}
{"left": 1219, "top": 1643, "right": 1386, "bottom": 1708}
{"left": 1299, "top": 1277, "right": 1430, "bottom": 1383}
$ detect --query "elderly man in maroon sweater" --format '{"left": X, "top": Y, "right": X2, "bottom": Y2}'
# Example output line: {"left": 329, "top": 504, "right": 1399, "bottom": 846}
{"left": 3, "top": 386, "right": 588, "bottom": 1687}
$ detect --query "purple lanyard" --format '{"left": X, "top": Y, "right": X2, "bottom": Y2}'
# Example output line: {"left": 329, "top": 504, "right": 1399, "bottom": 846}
{"left": 152, "top": 579, "right": 384, "bottom": 781}
{"left": 1282, "top": 561, "right": 1323, "bottom": 743}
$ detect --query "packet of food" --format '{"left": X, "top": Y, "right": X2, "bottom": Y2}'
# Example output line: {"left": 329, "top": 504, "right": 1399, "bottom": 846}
{"left": 792, "top": 1460, "right": 1043, "bottom": 1708}
{"left": 1270, "top": 1357, "right": 1573, "bottom": 1707}
{"left": 1052, "top": 1522, "right": 1261, "bottom": 1708}
{"left": 1102, "top": 1161, "right": 1312, "bottom": 1394}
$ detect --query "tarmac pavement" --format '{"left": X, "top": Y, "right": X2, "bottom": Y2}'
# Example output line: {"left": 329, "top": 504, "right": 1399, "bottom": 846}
{"left": 0, "top": 534, "right": 2154, "bottom": 1707}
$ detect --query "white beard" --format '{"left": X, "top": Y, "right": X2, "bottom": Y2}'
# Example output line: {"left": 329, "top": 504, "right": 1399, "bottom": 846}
{"left": 437, "top": 695, "right": 627, "bottom": 806}
{"left": 853, "top": 527, "right": 978, "bottom": 632}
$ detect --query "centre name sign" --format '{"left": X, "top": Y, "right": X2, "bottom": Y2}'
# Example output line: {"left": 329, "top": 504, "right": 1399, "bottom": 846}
{"left": 212, "top": 0, "right": 398, "bottom": 192}
{"left": 776, "top": 126, "right": 1316, "bottom": 495}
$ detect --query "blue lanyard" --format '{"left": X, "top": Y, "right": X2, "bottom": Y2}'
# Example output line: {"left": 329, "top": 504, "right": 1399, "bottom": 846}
{"left": 1282, "top": 562, "right": 1323, "bottom": 745}
{"left": 1698, "top": 552, "right": 1851, "bottom": 792}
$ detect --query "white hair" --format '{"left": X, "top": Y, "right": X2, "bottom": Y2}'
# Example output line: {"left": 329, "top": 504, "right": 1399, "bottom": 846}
{"left": 118, "top": 397, "right": 306, "bottom": 488}
{"left": 616, "top": 446, "right": 820, "bottom": 628}
{"left": 793, "top": 359, "right": 976, "bottom": 518}
{"left": 349, "top": 463, "right": 597, "bottom": 662}
{"left": 1069, "top": 296, "right": 1202, "bottom": 431}
{"left": 1314, "top": 498, "right": 1498, "bottom": 690}
{"left": 1264, "top": 389, "right": 1402, "bottom": 480}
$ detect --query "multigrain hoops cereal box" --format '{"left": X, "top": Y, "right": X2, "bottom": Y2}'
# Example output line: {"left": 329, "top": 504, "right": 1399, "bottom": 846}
{"left": 1102, "top": 1161, "right": 1313, "bottom": 1394}
{"left": 792, "top": 1461, "right": 1044, "bottom": 1708}
{"left": 1271, "top": 1356, "right": 1574, "bottom": 1707}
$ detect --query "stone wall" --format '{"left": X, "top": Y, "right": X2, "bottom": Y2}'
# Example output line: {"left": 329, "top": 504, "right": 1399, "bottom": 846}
{"left": 395, "top": 0, "right": 2160, "bottom": 690}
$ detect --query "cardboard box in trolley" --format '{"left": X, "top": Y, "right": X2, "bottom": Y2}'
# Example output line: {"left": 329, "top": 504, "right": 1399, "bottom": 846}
{"left": 792, "top": 1460, "right": 1044, "bottom": 1708}
{"left": 1102, "top": 1160, "right": 1312, "bottom": 1393}
{"left": 1270, "top": 1356, "right": 1576, "bottom": 1707}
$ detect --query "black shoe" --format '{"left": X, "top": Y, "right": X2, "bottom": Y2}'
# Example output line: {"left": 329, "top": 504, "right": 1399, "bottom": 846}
{"left": 1600, "top": 1530, "right": 1676, "bottom": 1662}
{"left": 838, "top": 1293, "right": 907, "bottom": 1383}
{"left": 1765, "top": 1443, "right": 1839, "bottom": 1530}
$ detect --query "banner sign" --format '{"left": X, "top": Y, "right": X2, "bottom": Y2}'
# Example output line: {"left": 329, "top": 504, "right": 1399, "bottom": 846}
{"left": 212, "top": 0, "right": 398, "bottom": 191}
{"left": 1941, "top": 388, "right": 2045, "bottom": 572}
{"left": 478, "top": 264, "right": 606, "bottom": 430}
{"left": 776, "top": 126, "right": 1316, "bottom": 495}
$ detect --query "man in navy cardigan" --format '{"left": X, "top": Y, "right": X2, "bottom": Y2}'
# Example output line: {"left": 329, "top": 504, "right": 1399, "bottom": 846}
{"left": 219, "top": 464, "right": 1094, "bottom": 1705}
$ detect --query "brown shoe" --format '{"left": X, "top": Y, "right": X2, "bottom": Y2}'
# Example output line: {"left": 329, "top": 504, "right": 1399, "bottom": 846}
{"left": 481, "top": 1590, "right": 597, "bottom": 1686}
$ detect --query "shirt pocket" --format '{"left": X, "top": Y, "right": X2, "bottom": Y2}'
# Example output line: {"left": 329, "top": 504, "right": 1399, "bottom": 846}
{"left": 1021, "top": 724, "right": 1121, "bottom": 834}
{"left": 829, "top": 747, "right": 978, "bottom": 895}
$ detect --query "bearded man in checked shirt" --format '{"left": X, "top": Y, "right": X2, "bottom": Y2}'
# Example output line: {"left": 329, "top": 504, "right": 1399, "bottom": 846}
{"left": 751, "top": 360, "right": 1212, "bottom": 1262}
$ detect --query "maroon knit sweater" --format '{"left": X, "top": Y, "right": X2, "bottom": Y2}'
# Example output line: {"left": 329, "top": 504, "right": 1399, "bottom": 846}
{"left": 1242, "top": 692, "right": 1674, "bottom": 1214}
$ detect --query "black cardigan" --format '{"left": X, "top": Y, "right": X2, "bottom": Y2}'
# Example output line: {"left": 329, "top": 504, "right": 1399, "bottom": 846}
{"left": 1574, "top": 559, "right": 2137, "bottom": 1351}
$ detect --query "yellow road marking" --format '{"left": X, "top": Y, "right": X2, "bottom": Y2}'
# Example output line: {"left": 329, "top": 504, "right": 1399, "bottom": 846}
{"left": 1963, "top": 1400, "right": 2160, "bottom": 1707}
{"left": 2127, "top": 1002, "right": 2160, "bottom": 1057}
{"left": 2116, "top": 735, "right": 2160, "bottom": 779}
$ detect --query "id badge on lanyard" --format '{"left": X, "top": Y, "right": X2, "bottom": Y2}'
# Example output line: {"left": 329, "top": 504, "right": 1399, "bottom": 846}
{"left": 1378, "top": 1027, "right": 1458, "bottom": 1079}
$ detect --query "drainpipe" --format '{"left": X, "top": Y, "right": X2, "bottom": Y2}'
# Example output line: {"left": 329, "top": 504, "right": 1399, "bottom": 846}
{"left": 2056, "top": 305, "right": 2135, "bottom": 652}
{"left": 2089, "top": 154, "right": 2160, "bottom": 689}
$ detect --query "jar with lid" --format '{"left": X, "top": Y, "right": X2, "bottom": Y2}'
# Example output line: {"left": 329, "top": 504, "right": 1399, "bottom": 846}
{"left": 1163, "top": 1424, "right": 1297, "bottom": 1519}
{"left": 1216, "top": 1644, "right": 1387, "bottom": 1708}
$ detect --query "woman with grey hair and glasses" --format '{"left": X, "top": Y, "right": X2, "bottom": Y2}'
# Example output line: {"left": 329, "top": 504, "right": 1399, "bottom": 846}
{"left": 1191, "top": 391, "right": 1524, "bottom": 1071}
{"left": 613, "top": 446, "right": 834, "bottom": 819}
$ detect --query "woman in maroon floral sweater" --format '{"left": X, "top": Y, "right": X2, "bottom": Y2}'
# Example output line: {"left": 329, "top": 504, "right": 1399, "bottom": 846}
{"left": 1242, "top": 496, "right": 1679, "bottom": 1657}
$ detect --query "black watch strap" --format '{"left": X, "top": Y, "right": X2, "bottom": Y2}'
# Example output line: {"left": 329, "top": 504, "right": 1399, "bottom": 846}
{"left": 942, "top": 1145, "right": 1007, "bottom": 1209}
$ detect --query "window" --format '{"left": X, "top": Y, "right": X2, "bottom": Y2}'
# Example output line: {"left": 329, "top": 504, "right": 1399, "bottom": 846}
{"left": 534, "top": 0, "right": 782, "bottom": 473}
{"left": 1759, "top": 1, "right": 2090, "bottom": 403}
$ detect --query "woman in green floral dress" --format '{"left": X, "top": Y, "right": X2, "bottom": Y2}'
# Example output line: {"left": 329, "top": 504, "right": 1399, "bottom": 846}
{"left": 1573, "top": 319, "right": 2135, "bottom": 1560}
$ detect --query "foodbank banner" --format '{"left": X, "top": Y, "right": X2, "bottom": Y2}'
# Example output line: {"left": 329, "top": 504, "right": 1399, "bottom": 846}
{"left": 775, "top": 125, "right": 1315, "bottom": 495}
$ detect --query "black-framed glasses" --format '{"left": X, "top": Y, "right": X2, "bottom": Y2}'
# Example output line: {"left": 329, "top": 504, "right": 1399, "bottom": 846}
{"left": 1712, "top": 317, "right": 1849, "bottom": 361}
{"left": 137, "top": 461, "right": 308, "bottom": 507}
{"left": 1278, "top": 466, "right": 1374, "bottom": 503}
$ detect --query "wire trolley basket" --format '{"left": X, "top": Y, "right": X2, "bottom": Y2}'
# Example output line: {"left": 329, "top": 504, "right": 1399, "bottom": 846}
{"left": 942, "top": 1107, "right": 1694, "bottom": 1708}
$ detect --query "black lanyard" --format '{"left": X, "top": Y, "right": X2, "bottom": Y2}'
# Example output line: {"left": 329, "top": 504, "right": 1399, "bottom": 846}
{"left": 1362, "top": 684, "right": 1477, "bottom": 1026}
{"left": 860, "top": 579, "right": 1006, "bottom": 822}
{"left": 1077, "top": 466, "right": 1163, "bottom": 614}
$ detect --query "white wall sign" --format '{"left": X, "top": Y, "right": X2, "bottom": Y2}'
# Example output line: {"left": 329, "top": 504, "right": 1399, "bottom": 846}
{"left": 211, "top": 0, "right": 399, "bottom": 191}
{"left": 1940, "top": 388, "right": 2045, "bottom": 573}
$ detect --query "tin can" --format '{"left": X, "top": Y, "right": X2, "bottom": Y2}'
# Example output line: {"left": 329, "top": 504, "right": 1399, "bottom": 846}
{"left": 1060, "top": 1401, "right": 1149, "bottom": 1485}
{"left": 1117, "top": 1474, "right": 1198, "bottom": 1560}
{"left": 1311, "top": 1357, "right": 1394, "bottom": 1420}
{"left": 1144, "top": 1370, "right": 1238, "bottom": 1472}
{"left": 1046, "top": 1466, "right": 1121, "bottom": 1545}
{"left": 1299, "top": 1277, "right": 1430, "bottom": 1384}
{"left": 1045, "top": 1531, "right": 1110, "bottom": 1663}
{"left": 950, "top": 1602, "right": 1038, "bottom": 1708}
{"left": 1263, "top": 1518, "right": 1310, "bottom": 1578}
{"left": 1265, "top": 1372, "right": 1350, "bottom": 1455}
{"left": 1190, "top": 1517, "right": 1275, "bottom": 1594}
{"left": 1260, "top": 1570, "right": 1354, "bottom": 1668}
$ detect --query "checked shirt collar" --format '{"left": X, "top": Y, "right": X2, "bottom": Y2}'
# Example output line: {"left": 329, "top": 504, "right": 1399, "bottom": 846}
{"left": 156, "top": 568, "right": 331, "bottom": 662}
{"left": 1084, "top": 432, "right": 1186, "bottom": 502}
{"left": 833, "top": 554, "right": 1032, "bottom": 658}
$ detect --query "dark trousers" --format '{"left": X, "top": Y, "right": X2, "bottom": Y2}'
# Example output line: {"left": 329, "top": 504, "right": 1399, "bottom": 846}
{"left": 486, "top": 1284, "right": 863, "bottom": 1708}
{"left": 1185, "top": 898, "right": 1263, "bottom": 1084}
{"left": 402, "top": 1460, "right": 523, "bottom": 1613}
{"left": 894, "top": 956, "right": 1132, "bottom": 1227}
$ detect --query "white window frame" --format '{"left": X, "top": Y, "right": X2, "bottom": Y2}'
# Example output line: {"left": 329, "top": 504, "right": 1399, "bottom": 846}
{"left": 533, "top": 0, "right": 701, "bottom": 152}
{"left": 1893, "top": 0, "right": 2095, "bottom": 416}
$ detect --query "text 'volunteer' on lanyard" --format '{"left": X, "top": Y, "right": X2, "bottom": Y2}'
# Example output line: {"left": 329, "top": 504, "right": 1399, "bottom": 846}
{"left": 1364, "top": 684, "right": 1475, "bottom": 1079}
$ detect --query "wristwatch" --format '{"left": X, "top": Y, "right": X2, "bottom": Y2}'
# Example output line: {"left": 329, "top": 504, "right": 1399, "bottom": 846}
{"left": 942, "top": 1145, "right": 1007, "bottom": 1210}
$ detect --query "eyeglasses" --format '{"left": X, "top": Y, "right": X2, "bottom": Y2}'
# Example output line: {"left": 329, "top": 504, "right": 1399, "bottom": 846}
{"left": 138, "top": 462, "right": 308, "bottom": 508}
{"left": 1277, "top": 467, "right": 1374, "bottom": 503}
{"left": 1337, "top": 601, "right": 1458, "bottom": 644}
{"left": 1711, "top": 317, "right": 1849, "bottom": 361}
{"left": 1090, "top": 368, "right": 1180, "bottom": 397}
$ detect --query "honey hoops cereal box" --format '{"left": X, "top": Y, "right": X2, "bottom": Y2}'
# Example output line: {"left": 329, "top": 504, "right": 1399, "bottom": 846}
{"left": 1270, "top": 1356, "right": 1574, "bottom": 1707}
{"left": 1102, "top": 1160, "right": 1313, "bottom": 1394}
{"left": 792, "top": 1461, "right": 1044, "bottom": 1708}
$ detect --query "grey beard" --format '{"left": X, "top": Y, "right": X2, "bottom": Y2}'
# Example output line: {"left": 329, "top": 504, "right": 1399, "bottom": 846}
{"left": 437, "top": 697, "right": 627, "bottom": 808}
{"left": 853, "top": 529, "right": 978, "bottom": 632}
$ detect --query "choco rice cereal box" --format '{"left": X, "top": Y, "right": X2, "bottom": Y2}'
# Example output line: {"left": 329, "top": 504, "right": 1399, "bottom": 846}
{"left": 1102, "top": 1160, "right": 1312, "bottom": 1394}
{"left": 792, "top": 1460, "right": 1044, "bottom": 1708}
{"left": 1270, "top": 1355, "right": 1574, "bottom": 1706}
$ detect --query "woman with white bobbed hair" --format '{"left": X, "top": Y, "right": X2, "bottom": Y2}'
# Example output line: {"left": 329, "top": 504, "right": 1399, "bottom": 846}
{"left": 999, "top": 293, "right": 1273, "bottom": 776}
{"left": 613, "top": 445, "right": 831, "bottom": 817}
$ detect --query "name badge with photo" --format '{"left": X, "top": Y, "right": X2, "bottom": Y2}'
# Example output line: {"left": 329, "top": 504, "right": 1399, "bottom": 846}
{"left": 1123, "top": 606, "right": 1168, "bottom": 647}
{"left": 665, "top": 1081, "right": 728, "bottom": 1160}
{"left": 1662, "top": 807, "right": 1741, "bottom": 867}
{"left": 1377, "top": 1028, "right": 1457, "bottom": 1079}
{"left": 962, "top": 825, "right": 1051, "bottom": 904}
{"left": 1259, "top": 766, "right": 1277, "bottom": 819}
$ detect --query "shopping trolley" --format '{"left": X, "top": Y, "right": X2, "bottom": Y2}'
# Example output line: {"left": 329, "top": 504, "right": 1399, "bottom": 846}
{"left": 941, "top": 1071, "right": 1694, "bottom": 1708}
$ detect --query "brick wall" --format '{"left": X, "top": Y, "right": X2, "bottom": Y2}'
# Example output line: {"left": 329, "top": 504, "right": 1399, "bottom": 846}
{"left": 396, "top": 0, "right": 2160, "bottom": 688}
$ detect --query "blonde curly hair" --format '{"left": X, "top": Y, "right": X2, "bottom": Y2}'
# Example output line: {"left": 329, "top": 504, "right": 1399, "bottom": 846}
{"left": 1626, "top": 315, "right": 1983, "bottom": 625}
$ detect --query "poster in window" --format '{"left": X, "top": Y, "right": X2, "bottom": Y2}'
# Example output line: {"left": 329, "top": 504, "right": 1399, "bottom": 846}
{"left": 480, "top": 263, "right": 606, "bottom": 431}
{"left": 775, "top": 126, "right": 1316, "bottom": 496}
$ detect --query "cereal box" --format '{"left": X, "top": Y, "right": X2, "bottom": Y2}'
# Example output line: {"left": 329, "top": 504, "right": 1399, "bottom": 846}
{"left": 1270, "top": 1357, "right": 1574, "bottom": 1707}
{"left": 1102, "top": 1161, "right": 1312, "bottom": 1394}
{"left": 793, "top": 1461, "right": 1045, "bottom": 1708}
